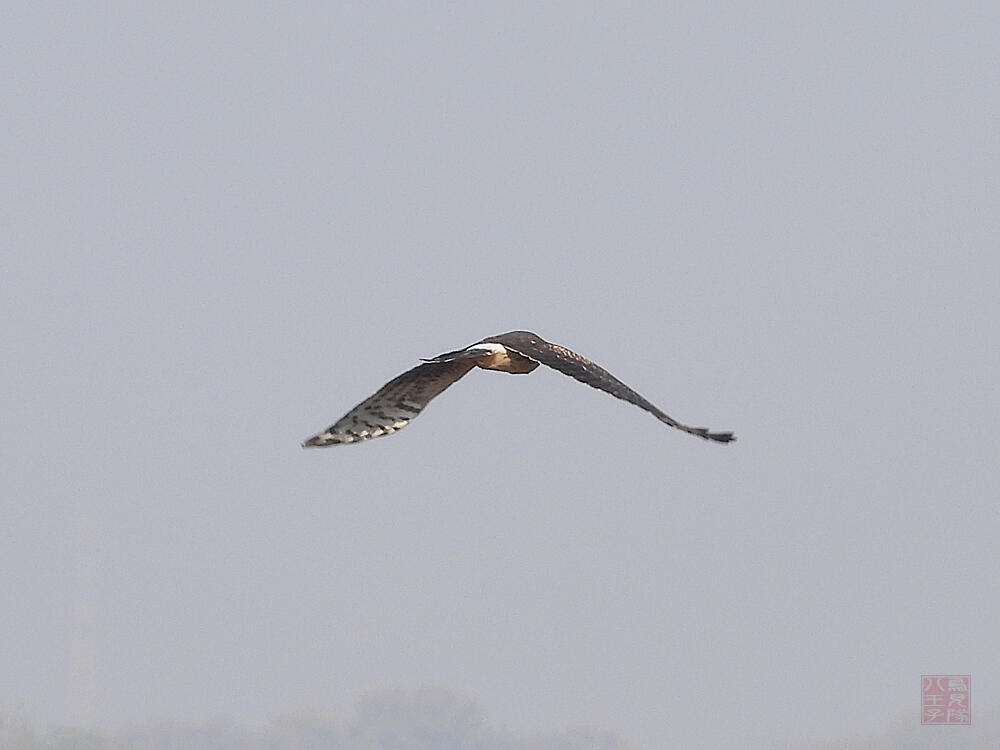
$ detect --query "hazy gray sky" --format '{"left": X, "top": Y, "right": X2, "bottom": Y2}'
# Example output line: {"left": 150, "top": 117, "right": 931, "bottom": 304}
{"left": 2, "top": 3, "right": 998, "bottom": 749}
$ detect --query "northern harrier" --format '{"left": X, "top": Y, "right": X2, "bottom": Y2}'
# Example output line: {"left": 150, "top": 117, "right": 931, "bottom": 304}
{"left": 303, "top": 331, "right": 735, "bottom": 447}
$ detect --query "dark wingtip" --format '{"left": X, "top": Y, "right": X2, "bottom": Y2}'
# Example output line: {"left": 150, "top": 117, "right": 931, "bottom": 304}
{"left": 302, "top": 434, "right": 334, "bottom": 448}
{"left": 706, "top": 431, "right": 736, "bottom": 443}
{"left": 686, "top": 426, "right": 736, "bottom": 443}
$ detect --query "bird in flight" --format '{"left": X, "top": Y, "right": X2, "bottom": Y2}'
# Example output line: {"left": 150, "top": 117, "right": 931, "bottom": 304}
{"left": 302, "top": 331, "right": 735, "bottom": 447}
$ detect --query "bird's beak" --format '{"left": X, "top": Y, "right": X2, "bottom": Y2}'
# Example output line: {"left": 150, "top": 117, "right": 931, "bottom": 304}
{"left": 420, "top": 346, "right": 492, "bottom": 364}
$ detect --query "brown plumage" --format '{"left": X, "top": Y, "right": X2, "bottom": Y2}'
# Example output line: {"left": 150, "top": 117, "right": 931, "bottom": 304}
{"left": 302, "top": 331, "right": 735, "bottom": 447}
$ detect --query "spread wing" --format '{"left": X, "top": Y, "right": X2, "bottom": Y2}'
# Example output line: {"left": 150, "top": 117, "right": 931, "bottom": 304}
{"left": 499, "top": 335, "right": 735, "bottom": 443}
{"left": 302, "top": 360, "right": 476, "bottom": 446}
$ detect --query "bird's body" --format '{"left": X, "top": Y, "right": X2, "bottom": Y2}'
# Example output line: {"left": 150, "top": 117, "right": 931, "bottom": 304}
{"left": 429, "top": 341, "right": 540, "bottom": 374}
{"left": 303, "top": 331, "right": 735, "bottom": 447}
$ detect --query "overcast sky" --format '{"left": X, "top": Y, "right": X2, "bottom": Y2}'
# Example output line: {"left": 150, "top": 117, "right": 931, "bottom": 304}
{"left": 2, "top": 3, "right": 998, "bottom": 749}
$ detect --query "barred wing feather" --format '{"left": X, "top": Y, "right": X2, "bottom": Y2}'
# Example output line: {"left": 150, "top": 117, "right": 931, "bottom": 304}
{"left": 302, "top": 360, "right": 476, "bottom": 446}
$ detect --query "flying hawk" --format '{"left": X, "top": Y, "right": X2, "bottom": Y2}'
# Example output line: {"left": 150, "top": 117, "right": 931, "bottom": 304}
{"left": 303, "top": 331, "right": 735, "bottom": 447}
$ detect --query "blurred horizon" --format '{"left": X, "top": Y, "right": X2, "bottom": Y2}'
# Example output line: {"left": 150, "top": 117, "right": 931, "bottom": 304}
{"left": 3, "top": 686, "right": 998, "bottom": 750}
